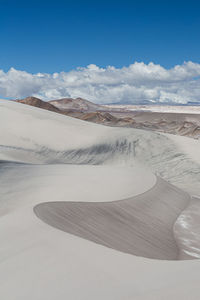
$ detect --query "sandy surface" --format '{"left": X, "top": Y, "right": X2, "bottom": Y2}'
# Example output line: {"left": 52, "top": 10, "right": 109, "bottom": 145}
{"left": 0, "top": 163, "right": 156, "bottom": 216}
{"left": 1, "top": 100, "right": 200, "bottom": 196}
{"left": 174, "top": 197, "right": 200, "bottom": 259}
{"left": 166, "top": 133, "right": 200, "bottom": 165}
{"left": 1, "top": 100, "right": 200, "bottom": 299}
{"left": 0, "top": 202, "right": 200, "bottom": 300}
{"left": 34, "top": 177, "right": 190, "bottom": 260}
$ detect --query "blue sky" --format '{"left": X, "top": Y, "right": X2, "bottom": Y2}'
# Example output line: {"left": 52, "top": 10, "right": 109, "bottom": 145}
{"left": 1, "top": 0, "right": 200, "bottom": 73}
{"left": 1, "top": 0, "right": 200, "bottom": 104}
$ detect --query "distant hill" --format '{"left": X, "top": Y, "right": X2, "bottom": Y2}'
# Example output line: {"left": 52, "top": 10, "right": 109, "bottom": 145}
{"left": 16, "top": 97, "right": 60, "bottom": 114}
{"left": 49, "top": 97, "right": 106, "bottom": 112}
{"left": 78, "top": 111, "right": 135, "bottom": 126}
{"left": 14, "top": 96, "right": 200, "bottom": 139}
{"left": 80, "top": 112, "right": 118, "bottom": 123}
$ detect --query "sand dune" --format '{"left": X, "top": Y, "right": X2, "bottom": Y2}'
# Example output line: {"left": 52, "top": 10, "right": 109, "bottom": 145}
{"left": 34, "top": 177, "right": 190, "bottom": 260}
{"left": 1, "top": 99, "right": 200, "bottom": 299}
{"left": 1, "top": 100, "right": 200, "bottom": 195}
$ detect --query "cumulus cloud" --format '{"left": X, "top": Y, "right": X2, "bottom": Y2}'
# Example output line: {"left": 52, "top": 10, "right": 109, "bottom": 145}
{"left": 1, "top": 61, "right": 200, "bottom": 104}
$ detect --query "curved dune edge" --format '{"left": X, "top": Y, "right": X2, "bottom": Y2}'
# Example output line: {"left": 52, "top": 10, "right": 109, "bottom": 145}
{"left": 174, "top": 197, "right": 200, "bottom": 260}
{"left": 34, "top": 177, "right": 191, "bottom": 260}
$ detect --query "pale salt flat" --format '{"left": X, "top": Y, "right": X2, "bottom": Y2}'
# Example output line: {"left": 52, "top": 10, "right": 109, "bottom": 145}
{"left": 105, "top": 104, "right": 200, "bottom": 114}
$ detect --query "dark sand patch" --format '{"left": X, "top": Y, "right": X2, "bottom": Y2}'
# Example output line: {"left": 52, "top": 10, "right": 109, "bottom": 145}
{"left": 34, "top": 177, "right": 190, "bottom": 260}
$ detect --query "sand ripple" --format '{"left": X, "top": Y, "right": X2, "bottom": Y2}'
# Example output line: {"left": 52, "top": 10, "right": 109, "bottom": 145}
{"left": 34, "top": 177, "right": 190, "bottom": 260}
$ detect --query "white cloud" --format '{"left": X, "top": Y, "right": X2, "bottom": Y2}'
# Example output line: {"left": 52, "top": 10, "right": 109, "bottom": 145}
{"left": 1, "top": 61, "right": 200, "bottom": 104}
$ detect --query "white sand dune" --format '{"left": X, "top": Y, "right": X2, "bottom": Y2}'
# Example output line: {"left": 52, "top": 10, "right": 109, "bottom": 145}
{"left": 0, "top": 163, "right": 155, "bottom": 216}
{"left": 1, "top": 99, "right": 200, "bottom": 299}
{"left": 1, "top": 100, "right": 200, "bottom": 194}
{"left": 0, "top": 165, "right": 199, "bottom": 300}
{"left": 0, "top": 197, "right": 199, "bottom": 300}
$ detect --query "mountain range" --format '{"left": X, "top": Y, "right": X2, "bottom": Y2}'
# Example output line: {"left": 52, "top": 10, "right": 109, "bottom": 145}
{"left": 16, "top": 96, "right": 200, "bottom": 139}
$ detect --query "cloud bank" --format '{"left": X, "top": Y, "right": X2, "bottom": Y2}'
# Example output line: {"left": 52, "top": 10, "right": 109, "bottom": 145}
{"left": 1, "top": 61, "right": 200, "bottom": 104}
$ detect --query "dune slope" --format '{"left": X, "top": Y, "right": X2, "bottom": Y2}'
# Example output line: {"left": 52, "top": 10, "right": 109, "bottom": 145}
{"left": 1, "top": 99, "right": 200, "bottom": 299}
{"left": 34, "top": 177, "right": 190, "bottom": 260}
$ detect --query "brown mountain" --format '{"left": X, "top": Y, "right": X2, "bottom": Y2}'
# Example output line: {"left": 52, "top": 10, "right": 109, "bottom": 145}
{"left": 80, "top": 112, "right": 118, "bottom": 123}
{"left": 16, "top": 97, "right": 61, "bottom": 113}
{"left": 49, "top": 97, "right": 106, "bottom": 112}
{"left": 79, "top": 112, "right": 135, "bottom": 126}
{"left": 15, "top": 96, "right": 200, "bottom": 139}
